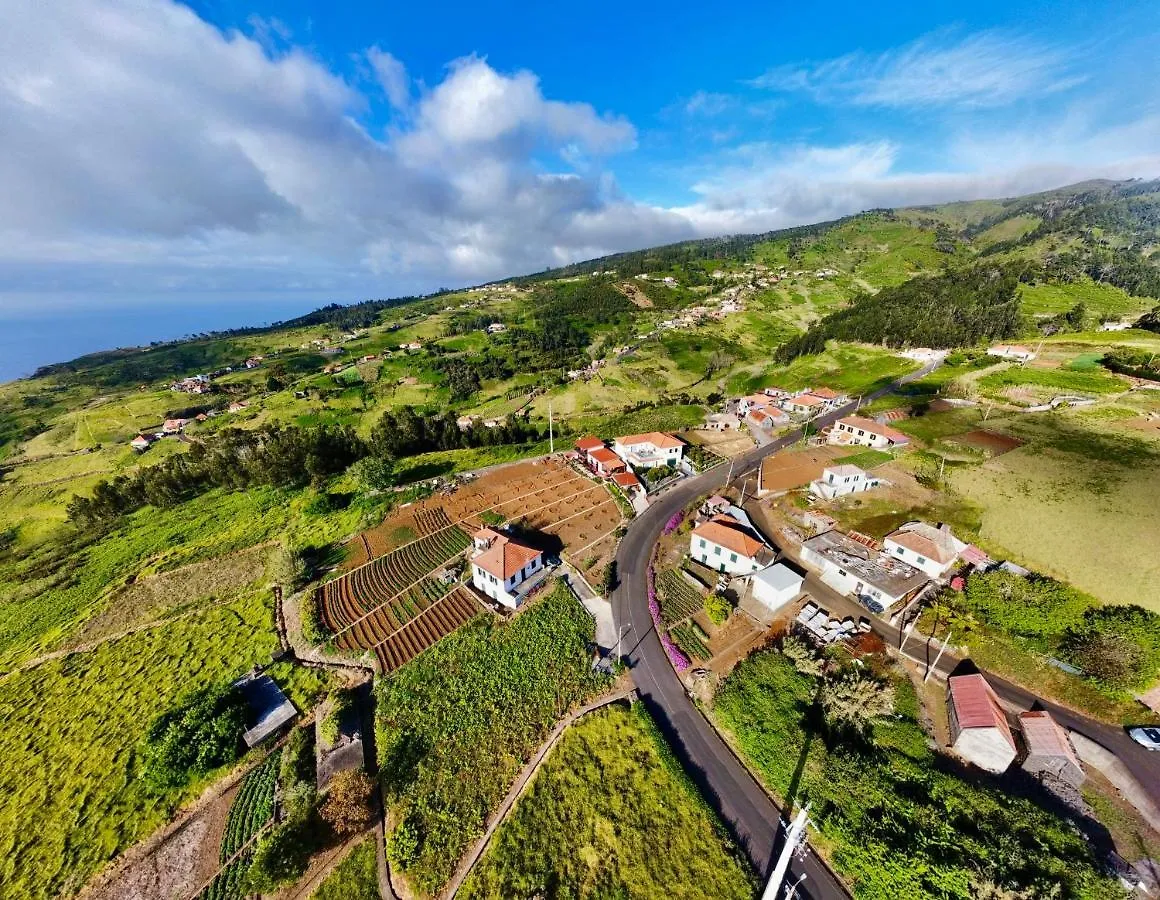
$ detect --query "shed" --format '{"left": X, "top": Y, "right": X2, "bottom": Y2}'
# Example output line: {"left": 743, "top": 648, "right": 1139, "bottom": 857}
{"left": 748, "top": 563, "right": 803, "bottom": 614}
{"left": 947, "top": 674, "right": 1016, "bottom": 774}
{"left": 1019, "top": 710, "right": 1085, "bottom": 785}
{"left": 235, "top": 672, "right": 298, "bottom": 748}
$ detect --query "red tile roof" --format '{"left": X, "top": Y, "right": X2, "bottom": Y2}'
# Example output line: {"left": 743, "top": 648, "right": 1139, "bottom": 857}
{"left": 615, "top": 431, "right": 683, "bottom": 450}
{"left": 574, "top": 436, "right": 605, "bottom": 452}
{"left": 692, "top": 515, "right": 767, "bottom": 560}
{"left": 810, "top": 387, "right": 839, "bottom": 399}
{"left": 949, "top": 674, "right": 1015, "bottom": 749}
{"left": 789, "top": 394, "right": 825, "bottom": 407}
{"left": 588, "top": 447, "right": 625, "bottom": 468}
{"left": 887, "top": 522, "right": 958, "bottom": 565}
{"left": 474, "top": 534, "right": 542, "bottom": 581}
{"left": 611, "top": 471, "right": 641, "bottom": 489}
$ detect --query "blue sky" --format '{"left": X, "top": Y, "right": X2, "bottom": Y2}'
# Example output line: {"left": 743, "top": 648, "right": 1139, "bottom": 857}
{"left": 1, "top": 0, "right": 1158, "bottom": 316}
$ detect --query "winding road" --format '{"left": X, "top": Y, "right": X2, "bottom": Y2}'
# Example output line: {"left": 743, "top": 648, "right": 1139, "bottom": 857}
{"left": 611, "top": 362, "right": 940, "bottom": 900}
{"left": 612, "top": 357, "right": 1160, "bottom": 900}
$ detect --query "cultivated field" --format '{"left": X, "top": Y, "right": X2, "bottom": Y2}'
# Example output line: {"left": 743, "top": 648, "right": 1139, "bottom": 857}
{"left": 322, "top": 459, "right": 624, "bottom": 671}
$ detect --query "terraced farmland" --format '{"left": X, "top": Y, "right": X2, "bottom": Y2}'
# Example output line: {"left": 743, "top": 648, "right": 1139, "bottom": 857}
{"left": 373, "top": 586, "right": 483, "bottom": 672}
{"left": 321, "top": 524, "right": 471, "bottom": 655}
{"left": 656, "top": 569, "right": 705, "bottom": 624}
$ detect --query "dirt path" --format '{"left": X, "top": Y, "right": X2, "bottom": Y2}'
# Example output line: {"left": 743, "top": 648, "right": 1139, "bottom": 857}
{"left": 442, "top": 686, "right": 636, "bottom": 899}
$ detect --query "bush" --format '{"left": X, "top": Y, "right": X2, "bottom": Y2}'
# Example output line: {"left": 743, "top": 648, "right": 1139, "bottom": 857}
{"left": 245, "top": 806, "right": 325, "bottom": 893}
{"left": 705, "top": 593, "right": 732, "bottom": 626}
{"left": 320, "top": 769, "right": 377, "bottom": 837}
{"left": 1062, "top": 604, "right": 1160, "bottom": 691}
{"left": 299, "top": 590, "right": 330, "bottom": 645}
{"left": 141, "top": 683, "right": 247, "bottom": 788}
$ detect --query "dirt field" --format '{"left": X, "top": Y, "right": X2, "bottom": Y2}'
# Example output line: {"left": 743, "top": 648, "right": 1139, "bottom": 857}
{"left": 685, "top": 428, "right": 756, "bottom": 458}
{"left": 78, "top": 780, "right": 238, "bottom": 900}
{"left": 758, "top": 446, "right": 846, "bottom": 495}
{"left": 949, "top": 430, "right": 1025, "bottom": 455}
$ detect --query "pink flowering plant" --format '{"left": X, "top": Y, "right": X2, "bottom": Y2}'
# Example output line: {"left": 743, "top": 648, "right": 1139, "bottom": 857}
{"left": 647, "top": 563, "right": 690, "bottom": 671}
{"left": 662, "top": 510, "right": 685, "bottom": 536}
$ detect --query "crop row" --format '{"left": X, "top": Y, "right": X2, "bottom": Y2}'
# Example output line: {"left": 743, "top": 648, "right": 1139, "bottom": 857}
{"left": 375, "top": 587, "right": 482, "bottom": 673}
{"left": 669, "top": 622, "right": 711, "bottom": 661}
{"left": 197, "top": 849, "right": 252, "bottom": 900}
{"left": 220, "top": 748, "right": 281, "bottom": 862}
{"left": 657, "top": 569, "right": 705, "bottom": 624}
{"left": 414, "top": 506, "right": 454, "bottom": 535}
{"left": 322, "top": 525, "right": 470, "bottom": 632}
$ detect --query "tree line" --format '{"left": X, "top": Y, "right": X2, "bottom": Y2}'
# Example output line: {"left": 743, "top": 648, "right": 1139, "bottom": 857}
{"left": 776, "top": 264, "right": 1028, "bottom": 362}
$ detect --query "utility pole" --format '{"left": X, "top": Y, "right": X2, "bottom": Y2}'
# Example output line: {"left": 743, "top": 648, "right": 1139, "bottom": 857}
{"left": 615, "top": 624, "right": 630, "bottom": 664}
{"left": 925, "top": 630, "right": 953, "bottom": 683}
{"left": 548, "top": 402, "right": 554, "bottom": 454}
{"left": 762, "top": 804, "right": 811, "bottom": 900}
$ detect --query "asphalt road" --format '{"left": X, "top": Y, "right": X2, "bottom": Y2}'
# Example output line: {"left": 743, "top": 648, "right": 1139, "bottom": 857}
{"left": 611, "top": 362, "right": 941, "bottom": 899}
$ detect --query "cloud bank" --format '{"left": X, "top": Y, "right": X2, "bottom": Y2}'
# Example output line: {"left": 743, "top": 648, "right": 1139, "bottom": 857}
{"left": 0, "top": 2, "right": 1157, "bottom": 307}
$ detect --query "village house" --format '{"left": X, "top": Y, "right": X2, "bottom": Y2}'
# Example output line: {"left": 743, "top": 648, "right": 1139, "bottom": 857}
{"left": 808, "top": 464, "right": 883, "bottom": 500}
{"left": 761, "top": 386, "right": 791, "bottom": 399}
{"left": 737, "top": 393, "right": 774, "bottom": 415}
{"left": 883, "top": 522, "right": 965, "bottom": 579}
{"left": 987, "top": 344, "right": 1036, "bottom": 363}
{"left": 470, "top": 528, "right": 545, "bottom": 609}
{"left": 244, "top": 356, "right": 264, "bottom": 368}
{"left": 588, "top": 446, "right": 628, "bottom": 477}
{"left": 610, "top": 470, "right": 645, "bottom": 499}
{"left": 782, "top": 393, "right": 827, "bottom": 416}
{"left": 828, "top": 415, "right": 910, "bottom": 450}
{"left": 1019, "top": 710, "right": 1085, "bottom": 786}
{"left": 689, "top": 514, "right": 775, "bottom": 575}
{"left": 170, "top": 375, "right": 211, "bottom": 394}
{"left": 399, "top": 341, "right": 422, "bottom": 351}
{"left": 486, "top": 323, "right": 507, "bottom": 334}
{"left": 457, "top": 414, "right": 482, "bottom": 430}
{"left": 611, "top": 432, "right": 684, "bottom": 470}
{"left": 704, "top": 412, "right": 742, "bottom": 431}
{"left": 808, "top": 386, "right": 846, "bottom": 405}
{"left": 749, "top": 406, "right": 789, "bottom": 430}
{"left": 228, "top": 401, "right": 248, "bottom": 414}
{"left": 162, "top": 418, "right": 187, "bottom": 434}
{"left": 800, "top": 530, "right": 928, "bottom": 613}
{"left": 130, "top": 433, "right": 158, "bottom": 452}
{"left": 947, "top": 674, "right": 1017, "bottom": 774}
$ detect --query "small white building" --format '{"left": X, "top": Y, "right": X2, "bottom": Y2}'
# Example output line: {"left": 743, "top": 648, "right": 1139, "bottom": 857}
{"left": 948, "top": 674, "right": 1017, "bottom": 774}
{"left": 738, "top": 393, "right": 774, "bottom": 415}
{"left": 130, "top": 434, "right": 158, "bottom": 452}
{"left": 883, "top": 522, "right": 965, "bottom": 579}
{"left": 828, "top": 415, "right": 910, "bottom": 450}
{"left": 987, "top": 344, "right": 1036, "bottom": 363}
{"left": 800, "top": 530, "right": 928, "bottom": 613}
{"left": 470, "top": 528, "right": 544, "bottom": 609}
{"left": 689, "top": 514, "right": 775, "bottom": 575}
{"left": 746, "top": 563, "right": 803, "bottom": 614}
{"left": 782, "top": 394, "right": 827, "bottom": 416}
{"left": 809, "top": 465, "right": 882, "bottom": 500}
{"left": 611, "top": 432, "right": 684, "bottom": 470}
{"left": 486, "top": 323, "right": 507, "bottom": 334}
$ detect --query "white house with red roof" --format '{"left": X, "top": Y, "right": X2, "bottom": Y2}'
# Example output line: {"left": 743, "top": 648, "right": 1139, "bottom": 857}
{"left": 130, "top": 433, "right": 159, "bottom": 452}
{"left": 782, "top": 393, "right": 827, "bottom": 416}
{"left": 470, "top": 528, "right": 544, "bottom": 608}
{"left": 611, "top": 432, "right": 684, "bottom": 470}
{"left": 738, "top": 393, "right": 774, "bottom": 415}
{"left": 588, "top": 446, "right": 627, "bottom": 476}
{"left": 690, "top": 514, "right": 775, "bottom": 575}
{"left": 610, "top": 470, "right": 644, "bottom": 498}
{"left": 162, "top": 418, "right": 187, "bottom": 434}
{"left": 947, "top": 674, "right": 1017, "bottom": 774}
{"left": 828, "top": 415, "right": 910, "bottom": 449}
{"left": 883, "top": 522, "right": 965, "bottom": 579}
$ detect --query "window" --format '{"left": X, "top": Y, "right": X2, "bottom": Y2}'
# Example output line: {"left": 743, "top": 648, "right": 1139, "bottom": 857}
{"left": 838, "top": 569, "right": 847, "bottom": 577}
{"left": 916, "top": 555, "right": 926, "bottom": 565}
{"left": 730, "top": 553, "right": 737, "bottom": 562}
{"left": 857, "top": 429, "right": 865, "bottom": 436}
{"left": 714, "top": 546, "right": 721, "bottom": 556}
{"left": 699, "top": 538, "right": 706, "bottom": 548}
{"left": 894, "top": 546, "right": 904, "bottom": 556}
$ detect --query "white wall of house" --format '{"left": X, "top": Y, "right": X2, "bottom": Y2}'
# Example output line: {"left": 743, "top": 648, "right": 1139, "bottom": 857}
{"left": 470, "top": 555, "right": 543, "bottom": 609}
{"left": 829, "top": 421, "right": 891, "bottom": 448}
{"left": 750, "top": 565, "right": 803, "bottom": 613}
{"left": 809, "top": 468, "right": 879, "bottom": 499}
{"left": 883, "top": 538, "right": 953, "bottom": 579}
{"left": 951, "top": 727, "right": 1016, "bottom": 774}
{"left": 613, "top": 440, "right": 682, "bottom": 469}
{"left": 799, "top": 547, "right": 911, "bottom": 611}
{"left": 690, "top": 534, "right": 762, "bottom": 575}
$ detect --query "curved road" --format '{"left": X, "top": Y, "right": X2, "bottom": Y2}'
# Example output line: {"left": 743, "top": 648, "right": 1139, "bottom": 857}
{"left": 611, "top": 363, "right": 940, "bottom": 899}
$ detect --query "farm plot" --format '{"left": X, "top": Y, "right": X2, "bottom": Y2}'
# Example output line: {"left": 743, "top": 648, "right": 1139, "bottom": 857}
{"left": 219, "top": 750, "right": 280, "bottom": 862}
{"left": 322, "top": 525, "right": 471, "bottom": 653}
{"left": 656, "top": 569, "right": 705, "bottom": 624}
{"left": 372, "top": 587, "right": 483, "bottom": 673}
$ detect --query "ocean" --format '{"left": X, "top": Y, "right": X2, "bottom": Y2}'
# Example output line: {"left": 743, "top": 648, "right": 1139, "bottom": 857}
{"left": 0, "top": 294, "right": 342, "bottom": 383}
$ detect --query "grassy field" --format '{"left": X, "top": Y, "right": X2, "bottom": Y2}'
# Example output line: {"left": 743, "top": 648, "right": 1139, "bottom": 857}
{"left": 377, "top": 580, "right": 607, "bottom": 895}
{"left": 460, "top": 703, "right": 754, "bottom": 900}
{"left": 712, "top": 649, "right": 1122, "bottom": 900}
{"left": 977, "top": 365, "right": 1128, "bottom": 399}
{"left": 1018, "top": 278, "right": 1151, "bottom": 318}
{"left": 725, "top": 342, "right": 918, "bottom": 397}
{"left": 311, "top": 835, "right": 380, "bottom": 900}
{"left": 0, "top": 592, "right": 284, "bottom": 900}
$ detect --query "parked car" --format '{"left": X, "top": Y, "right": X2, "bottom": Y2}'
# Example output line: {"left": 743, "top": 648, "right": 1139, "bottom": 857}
{"left": 1128, "top": 726, "right": 1160, "bottom": 750}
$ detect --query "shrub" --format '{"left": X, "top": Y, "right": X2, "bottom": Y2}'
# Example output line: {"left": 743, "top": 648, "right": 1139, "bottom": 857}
{"left": 705, "top": 593, "right": 732, "bottom": 626}
{"left": 320, "top": 769, "right": 377, "bottom": 837}
{"left": 141, "top": 683, "right": 247, "bottom": 788}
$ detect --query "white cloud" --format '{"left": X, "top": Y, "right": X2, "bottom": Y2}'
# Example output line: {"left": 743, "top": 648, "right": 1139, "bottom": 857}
{"left": 367, "top": 47, "right": 410, "bottom": 109}
{"left": 752, "top": 30, "right": 1084, "bottom": 109}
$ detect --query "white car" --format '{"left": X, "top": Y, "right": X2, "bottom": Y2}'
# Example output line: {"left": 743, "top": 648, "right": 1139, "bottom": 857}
{"left": 1128, "top": 726, "right": 1160, "bottom": 750}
